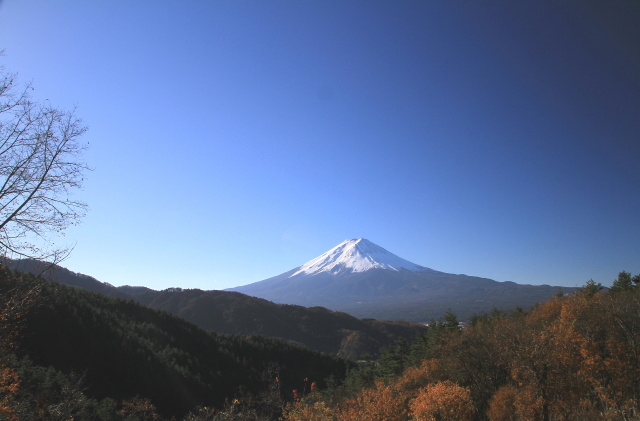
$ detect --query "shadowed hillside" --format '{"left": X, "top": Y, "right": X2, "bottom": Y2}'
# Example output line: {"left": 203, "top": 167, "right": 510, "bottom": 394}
{"left": 6, "top": 258, "right": 428, "bottom": 359}
{"left": 124, "top": 287, "right": 427, "bottom": 359}
{"left": 0, "top": 266, "right": 349, "bottom": 419}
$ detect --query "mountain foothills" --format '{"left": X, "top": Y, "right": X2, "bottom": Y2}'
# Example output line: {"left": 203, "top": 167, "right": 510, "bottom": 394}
{"left": 3, "top": 254, "right": 640, "bottom": 420}
{"left": 4, "top": 258, "right": 426, "bottom": 359}
{"left": 0, "top": 266, "right": 350, "bottom": 420}
{"left": 229, "top": 238, "right": 575, "bottom": 321}
{"left": 3, "top": 262, "right": 640, "bottom": 420}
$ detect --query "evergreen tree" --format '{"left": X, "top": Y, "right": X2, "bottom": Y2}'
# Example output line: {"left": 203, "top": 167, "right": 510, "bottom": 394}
{"left": 610, "top": 271, "right": 634, "bottom": 293}
{"left": 581, "top": 279, "right": 604, "bottom": 296}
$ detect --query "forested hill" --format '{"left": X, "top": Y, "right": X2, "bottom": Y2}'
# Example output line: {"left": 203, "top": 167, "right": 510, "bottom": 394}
{"left": 3, "top": 258, "right": 131, "bottom": 298}
{"left": 0, "top": 266, "right": 350, "bottom": 419}
{"left": 5, "top": 258, "right": 427, "bottom": 359}
{"left": 122, "top": 286, "right": 426, "bottom": 359}
{"left": 282, "top": 273, "right": 640, "bottom": 421}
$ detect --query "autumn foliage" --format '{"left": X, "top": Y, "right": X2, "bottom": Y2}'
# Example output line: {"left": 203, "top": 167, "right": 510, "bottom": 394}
{"left": 284, "top": 272, "right": 640, "bottom": 421}
{"left": 3, "top": 264, "right": 640, "bottom": 420}
{"left": 0, "top": 267, "right": 40, "bottom": 420}
{"left": 410, "top": 381, "right": 474, "bottom": 421}
{"left": 340, "top": 379, "right": 410, "bottom": 421}
{"left": 0, "top": 366, "right": 20, "bottom": 421}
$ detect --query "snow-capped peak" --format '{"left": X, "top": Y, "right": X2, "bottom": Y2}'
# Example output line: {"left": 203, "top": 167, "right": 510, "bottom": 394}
{"left": 290, "top": 238, "right": 434, "bottom": 277}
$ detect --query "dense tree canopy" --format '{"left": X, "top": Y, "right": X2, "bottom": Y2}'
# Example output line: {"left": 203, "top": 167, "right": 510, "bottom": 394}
{"left": 284, "top": 273, "right": 640, "bottom": 421}
{"left": 0, "top": 266, "right": 350, "bottom": 420}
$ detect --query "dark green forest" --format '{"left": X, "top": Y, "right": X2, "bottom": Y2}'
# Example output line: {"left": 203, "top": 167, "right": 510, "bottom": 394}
{"left": 6, "top": 258, "right": 428, "bottom": 360}
{"left": 0, "top": 266, "right": 349, "bottom": 420}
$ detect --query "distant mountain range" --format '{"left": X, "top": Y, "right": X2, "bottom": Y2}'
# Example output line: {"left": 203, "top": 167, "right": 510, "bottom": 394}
{"left": 228, "top": 238, "right": 576, "bottom": 321}
{"left": 5, "top": 238, "right": 574, "bottom": 352}
{"left": 4, "top": 257, "right": 426, "bottom": 359}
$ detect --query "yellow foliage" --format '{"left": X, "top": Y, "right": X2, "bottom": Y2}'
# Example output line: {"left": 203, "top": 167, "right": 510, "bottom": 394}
{"left": 339, "top": 379, "right": 410, "bottom": 421}
{"left": 396, "top": 359, "right": 442, "bottom": 393}
{"left": 486, "top": 384, "right": 518, "bottom": 421}
{"left": 409, "top": 380, "right": 474, "bottom": 421}
{"left": 283, "top": 400, "right": 338, "bottom": 421}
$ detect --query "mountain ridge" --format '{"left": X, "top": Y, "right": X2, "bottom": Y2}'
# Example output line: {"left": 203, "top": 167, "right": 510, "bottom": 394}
{"left": 1, "top": 266, "right": 349, "bottom": 418}
{"left": 229, "top": 238, "right": 576, "bottom": 321}
{"left": 3, "top": 257, "right": 427, "bottom": 359}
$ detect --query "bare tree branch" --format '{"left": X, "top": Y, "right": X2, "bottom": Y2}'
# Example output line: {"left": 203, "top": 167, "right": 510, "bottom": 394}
{"left": 0, "top": 64, "right": 89, "bottom": 264}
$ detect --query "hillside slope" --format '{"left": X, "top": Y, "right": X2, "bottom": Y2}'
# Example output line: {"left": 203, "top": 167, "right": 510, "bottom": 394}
{"left": 124, "top": 287, "right": 427, "bottom": 359}
{"left": 6, "top": 258, "right": 427, "bottom": 359}
{"left": 1, "top": 266, "right": 349, "bottom": 418}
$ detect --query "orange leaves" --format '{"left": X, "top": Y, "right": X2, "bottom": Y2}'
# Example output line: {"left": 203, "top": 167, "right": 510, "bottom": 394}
{"left": 0, "top": 365, "right": 20, "bottom": 421}
{"left": 283, "top": 400, "right": 336, "bottom": 421}
{"left": 339, "top": 379, "right": 410, "bottom": 421}
{"left": 486, "top": 384, "right": 518, "bottom": 421}
{"left": 486, "top": 384, "right": 546, "bottom": 421}
{"left": 409, "top": 380, "right": 474, "bottom": 421}
{"left": 395, "top": 359, "right": 439, "bottom": 392}
{"left": 568, "top": 290, "right": 640, "bottom": 413}
{"left": 483, "top": 287, "right": 640, "bottom": 419}
{"left": 284, "top": 280, "right": 640, "bottom": 420}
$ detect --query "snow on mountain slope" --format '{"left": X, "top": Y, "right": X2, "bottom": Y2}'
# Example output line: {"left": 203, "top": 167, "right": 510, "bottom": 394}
{"left": 226, "top": 238, "right": 574, "bottom": 321}
{"left": 290, "top": 238, "right": 435, "bottom": 277}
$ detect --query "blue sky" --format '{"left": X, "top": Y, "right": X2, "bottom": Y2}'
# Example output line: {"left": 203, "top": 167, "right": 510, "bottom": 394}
{"left": 1, "top": 1, "right": 638, "bottom": 290}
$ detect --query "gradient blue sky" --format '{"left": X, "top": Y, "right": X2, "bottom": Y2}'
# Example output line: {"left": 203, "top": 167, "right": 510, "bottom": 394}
{"left": 1, "top": 1, "right": 638, "bottom": 290}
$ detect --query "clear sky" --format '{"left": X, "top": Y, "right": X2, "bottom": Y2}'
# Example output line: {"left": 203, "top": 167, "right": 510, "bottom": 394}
{"left": 1, "top": 1, "right": 638, "bottom": 290}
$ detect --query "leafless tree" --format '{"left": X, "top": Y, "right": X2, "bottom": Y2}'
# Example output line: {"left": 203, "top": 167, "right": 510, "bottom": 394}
{"left": 0, "top": 62, "right": 88, "bottom": 263}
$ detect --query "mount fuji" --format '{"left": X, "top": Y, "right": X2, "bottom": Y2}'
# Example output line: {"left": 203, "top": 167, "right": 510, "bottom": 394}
{"left": 228, "top": 238, "right": 575, "bottom": 321}
{"left": 290, "top": 238, "right": 436, "bottom": 276}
